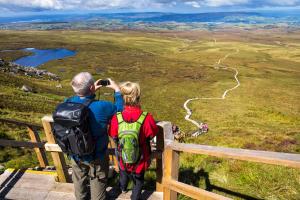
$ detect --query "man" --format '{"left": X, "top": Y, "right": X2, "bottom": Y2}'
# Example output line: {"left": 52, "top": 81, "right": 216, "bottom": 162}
{"left": 68, "top": 72, "right": 123, "bottom": 200}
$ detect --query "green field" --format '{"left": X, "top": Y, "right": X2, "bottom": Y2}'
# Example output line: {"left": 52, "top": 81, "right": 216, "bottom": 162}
{"left": 0, "top": 29, "right": 299, "bottom": 199}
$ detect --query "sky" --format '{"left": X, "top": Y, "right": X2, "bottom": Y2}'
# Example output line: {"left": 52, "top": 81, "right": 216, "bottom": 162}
{"left": 0, "top": 0, "right": 300, "bottom": 16}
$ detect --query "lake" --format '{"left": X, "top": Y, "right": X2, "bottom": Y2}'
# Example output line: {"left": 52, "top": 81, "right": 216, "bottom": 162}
{"left": 13, "top": 48, "right": 76, "bottom": 67}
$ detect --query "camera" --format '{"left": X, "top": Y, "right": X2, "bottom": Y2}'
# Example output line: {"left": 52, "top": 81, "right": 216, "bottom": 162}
{"left": 98, "top": 79, "right": 110, "bottom": 86}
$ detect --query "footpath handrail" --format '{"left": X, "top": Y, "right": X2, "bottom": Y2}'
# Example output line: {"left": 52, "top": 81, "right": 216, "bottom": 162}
{"left": 0, "top": 118, "right": 48, "bottom": 168}
{"left": 0, "top": 139, "right": 44, "bottom": 148}
{"left": 0, "top": 118, "right": 43, "bottom": 130}
{"left": 162, "top": 141, "right": 300, "bottom": 200}
{"left": 169, "top": 142, "right": 300, "bottom": 168}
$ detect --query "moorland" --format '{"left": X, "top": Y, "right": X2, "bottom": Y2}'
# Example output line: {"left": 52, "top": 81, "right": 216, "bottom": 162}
{"left": 0, "top": 28, "right": 299, "bottom": 199}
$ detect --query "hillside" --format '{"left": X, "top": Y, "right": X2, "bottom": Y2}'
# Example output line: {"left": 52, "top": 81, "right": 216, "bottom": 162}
{"left": 1, "top": 11, "right": 300, "bottom": 31}
{"left": 0, "top": 29, "right": 299, "bottom": 199}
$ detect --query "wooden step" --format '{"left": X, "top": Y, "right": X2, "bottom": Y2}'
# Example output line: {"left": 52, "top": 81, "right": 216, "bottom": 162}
{"left": 0, "top": 169, "right": 162, "bottom": 200}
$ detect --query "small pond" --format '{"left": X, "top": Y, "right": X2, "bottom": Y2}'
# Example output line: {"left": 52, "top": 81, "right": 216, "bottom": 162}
{"left": 12, "top": 48, "right": 76, "bottom": 67}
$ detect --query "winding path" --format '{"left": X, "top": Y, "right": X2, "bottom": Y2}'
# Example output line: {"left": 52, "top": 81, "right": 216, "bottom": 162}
{"left": 183, "top": 47, "right": 240, "bottom": 137}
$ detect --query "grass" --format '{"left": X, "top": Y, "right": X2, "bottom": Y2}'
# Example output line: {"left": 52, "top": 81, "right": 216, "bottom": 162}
{"left": 0, "top": 29, "right": 299, "bottom": 199}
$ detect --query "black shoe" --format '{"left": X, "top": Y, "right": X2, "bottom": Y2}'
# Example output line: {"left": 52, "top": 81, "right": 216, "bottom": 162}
{"left": 108, "top": 187, "right": 122, "bottom": 199}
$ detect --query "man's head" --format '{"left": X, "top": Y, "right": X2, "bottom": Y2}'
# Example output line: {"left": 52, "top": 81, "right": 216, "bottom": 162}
{"left": 71, "top": 72, "right": 95, "bottom": 96}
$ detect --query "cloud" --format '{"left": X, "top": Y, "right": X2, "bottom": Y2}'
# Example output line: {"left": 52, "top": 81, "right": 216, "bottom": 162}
{"left": 0, "top": 0, "right": 162, "bottom": 11}
{"left": 185, "top": 1, "right": 201, "bottom": 8}
{"left": 0, "top": 0, "right": 300, "bottom": 11}
{"left": 201, "top": 0, "right": 249, "bottom": 7}
{"left": 0, "top": 0, "right": 63, "bottom": 10}
{"left": 265, "top": 0, "right": 300, "bottom": 6}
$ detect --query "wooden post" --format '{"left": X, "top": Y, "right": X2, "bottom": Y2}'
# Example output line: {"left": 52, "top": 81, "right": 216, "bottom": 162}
{"left": 108, "top": 137, "right": 119, "bottom": 172}
{"left": 42, "top": 115, "right": 71, "bottom": 183}
{"left": 163, "top": 147, "right": 179, "bottom": 200}
{"left": 27, "top": 126, "right": 49, "bottom": 168}
{"left": 156, "top": 121, "right": 174, "bottom": 192}
{"left": 155, "top": 125, "right": 164, "bottom": 192}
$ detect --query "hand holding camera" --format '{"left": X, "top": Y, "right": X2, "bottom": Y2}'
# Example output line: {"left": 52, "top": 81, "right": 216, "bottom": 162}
{"left": 95, "top": 78, "right": 120, "bottom": 92}
{"left": 98, "top": 79, "right": 110, "bottom": 86}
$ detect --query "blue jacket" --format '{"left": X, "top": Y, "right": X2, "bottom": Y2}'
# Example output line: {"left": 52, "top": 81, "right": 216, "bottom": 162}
{"left": 67, "top": 92, "right": 123, "bottom": 162}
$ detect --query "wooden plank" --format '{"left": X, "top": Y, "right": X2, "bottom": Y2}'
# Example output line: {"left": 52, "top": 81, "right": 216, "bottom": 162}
{"left": 156, "top": 121, "right": 173, "bottom": 193}
{"left": 156, "top": 124, "right": 164, "bottom": 192}
{"left": 42, "top": 115, "right": 71, "bottom": 183}
{"left": 0, "top": 187, "right": 50, "bottom": 200}
{"left": 45, "top": 143, "right": 162, "bottom": 159}
{"left": 45, "top": 143, "right": 63, "bottom": 152}
{"left": 45, "top": 143, "right": 161, "bottom": 157}
{"left": 27, "top": 127, "right": 49, "bottom": 168}
{"left": 163, "top": 179, "right": 232, "bottom": 200}
{"left": 0, "top": 139, "right": 44, "bottom": 148}
{"left": 0, "top": 118, "right": 43, "bottom": 130}
{"left": 157, "top": 121, "right": 174, "bottom": 146}
{"left": 163, "top": 147, "right": 179, "bottom": 200}
{"left": 108, "top": 137, "right": 119, "bottom": 172}
{"left": 169, "top": 142, "right": 300, "bottom": 168}
{"left": 0, "top": 169, "right": 56, "bottom": 191}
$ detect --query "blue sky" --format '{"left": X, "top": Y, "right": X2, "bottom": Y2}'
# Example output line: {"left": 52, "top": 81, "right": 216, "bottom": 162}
{"left": 0, "top": 0, "right": 300, "bottom": 16}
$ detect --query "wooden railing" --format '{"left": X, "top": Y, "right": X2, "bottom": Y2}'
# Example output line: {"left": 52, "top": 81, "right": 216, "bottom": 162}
{"left": 1, "top": 117, "right": 300, "bottom": 200}
{"left": 161, "top": 136, "right": 300, "bottom": 200}
{"left": 0, "top": 118, "right": 48, "bottom": 168}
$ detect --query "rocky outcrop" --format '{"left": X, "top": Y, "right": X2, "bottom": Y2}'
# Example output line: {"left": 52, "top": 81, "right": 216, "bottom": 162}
{"left": 21, "top": 85, "right": 34, "bottom": 93}
{"left": 0, "top": 58, "right": 60, "bottom": 81}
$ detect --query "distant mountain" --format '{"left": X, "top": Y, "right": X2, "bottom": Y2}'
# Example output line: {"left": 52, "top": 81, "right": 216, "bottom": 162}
{"left": 1, "top": 11, "right": 300, "bottom": 31}
{"left": 105, "top": 12, "right": 261, "bottom": 23}
{"left": 0, "top": 12, "right": 278, "bottom": 24}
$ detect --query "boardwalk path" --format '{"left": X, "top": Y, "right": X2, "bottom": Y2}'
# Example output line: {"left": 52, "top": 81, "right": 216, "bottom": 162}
{"left": 0, "top": 169, "right": 162, "bottom": 200}
{"left": 183, "top": 47, "right": 240, "bottom": 136}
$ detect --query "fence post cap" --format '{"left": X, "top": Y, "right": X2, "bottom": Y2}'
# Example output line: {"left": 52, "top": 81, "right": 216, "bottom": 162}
{"left": 42, "top": 115, "right": 53, "bottom": 122}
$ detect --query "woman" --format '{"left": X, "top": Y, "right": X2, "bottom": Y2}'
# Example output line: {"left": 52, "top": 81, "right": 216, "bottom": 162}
{"left": 109, "top": 81, "right": 158, "bottom": 200}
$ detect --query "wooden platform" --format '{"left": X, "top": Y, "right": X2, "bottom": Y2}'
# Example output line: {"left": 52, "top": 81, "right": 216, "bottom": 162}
{"left": 0, "top": 169, "right": 163, "bottom": 200}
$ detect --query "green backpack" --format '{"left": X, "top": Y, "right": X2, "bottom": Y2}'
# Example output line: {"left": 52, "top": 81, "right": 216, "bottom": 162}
{"left": 117, "top": 111, "right": 147, "bottom": 164}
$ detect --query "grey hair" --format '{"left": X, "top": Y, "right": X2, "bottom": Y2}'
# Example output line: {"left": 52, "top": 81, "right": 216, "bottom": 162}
{"left": 71, "top": 72, "right": 94, "bottom": 96}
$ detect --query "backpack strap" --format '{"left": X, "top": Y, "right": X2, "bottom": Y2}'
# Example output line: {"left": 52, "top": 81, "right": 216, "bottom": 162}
{"left": 137, "top": 112, "right": 147, "bottom": 125}
{"left": 65, "top": 97, "right": 94, "bottom": 107}
{"left": 116, "top": 111, "right": 147, "bottom": 125}
{"left": 83, "top": 99, "right": 94, "bottom": 107}
{"left": 116, "top": 112, "right": 124, "bottom": 124}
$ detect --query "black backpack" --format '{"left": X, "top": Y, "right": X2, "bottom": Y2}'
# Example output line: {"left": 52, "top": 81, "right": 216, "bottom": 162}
{"left": 52, "top": 99, "right": 96, "bottom": 157}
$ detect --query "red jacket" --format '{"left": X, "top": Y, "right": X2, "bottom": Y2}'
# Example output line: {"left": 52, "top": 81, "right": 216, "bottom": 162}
{"left": 109, "top": 106, "right": 158, "bottom": 174}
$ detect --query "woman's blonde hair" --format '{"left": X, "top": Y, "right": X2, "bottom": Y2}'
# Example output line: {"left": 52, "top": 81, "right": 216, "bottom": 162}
{"left": 120, "top": 81, "right": 141, "bottom": 106}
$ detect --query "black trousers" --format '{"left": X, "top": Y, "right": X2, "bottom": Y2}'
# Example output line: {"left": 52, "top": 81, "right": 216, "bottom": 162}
{"left": 119, "top": 170, "right": 144, "bottom": 200}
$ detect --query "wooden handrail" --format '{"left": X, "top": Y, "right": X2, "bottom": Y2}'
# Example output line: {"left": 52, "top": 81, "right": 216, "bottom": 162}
{"left": 162, "top": 142, "right": 300, "bottom": 200}
{"left": 169, "top": 142, "right": 300, "bottom": 168}
{"left": 0, "top": 118, "right": 48, "bottom": 167}
{"left": 0, "top": 118, "right": 43, "bottom": 130}
{"left": 163, "top": 179, "right": 231, "bottom": 200}
{"left": 44, "top": 143, "right": 162, "bottom": 159}
{"left": 0, "top": 139, "right": 44, "bottom": 148}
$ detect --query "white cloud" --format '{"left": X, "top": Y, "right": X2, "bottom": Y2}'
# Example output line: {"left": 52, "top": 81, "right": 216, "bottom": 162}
{"left": 203, "top": 0, "right": 249, "bottom": 7}
{"left": 0, "top": 0, "right": 63, "bottom": 9}
{"left": 0, "top": 0, "right": 299, "bottom": 11}
{"left": 266, "top": 0, "right": 300, "bottom": 6}
{"left": 0, "top": 0, "right": 163, "bottom": 10}
{"left": 185, "top": 1, "right": 201, "bottom": 8}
